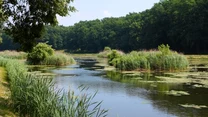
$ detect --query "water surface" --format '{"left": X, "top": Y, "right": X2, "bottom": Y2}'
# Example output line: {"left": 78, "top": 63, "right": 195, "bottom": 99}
{"left": 49, "top": 57, "right": 208, "bottom": 117}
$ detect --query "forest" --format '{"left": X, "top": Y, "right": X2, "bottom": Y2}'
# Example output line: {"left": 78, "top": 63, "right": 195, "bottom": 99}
{"left": 1, "top": 0, "right": 208, "bottom": 54}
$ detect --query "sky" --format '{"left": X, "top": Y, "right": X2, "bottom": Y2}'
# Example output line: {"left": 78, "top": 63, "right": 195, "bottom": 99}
{"left": 57, "top": 0, "right": 160, "bottom": 26}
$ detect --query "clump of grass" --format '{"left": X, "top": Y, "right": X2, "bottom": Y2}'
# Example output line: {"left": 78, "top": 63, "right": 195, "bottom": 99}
{"left": 112, "top": 44, "right": 189, "bottom": 71}
{"left": 0, "top": 57, "right": 107, "bottom": 117}
{"left": 0, "top": 50, "right": 27, "bottom": 59}
{"left": 41, "top": 52, "right": 75, "bottom": 66}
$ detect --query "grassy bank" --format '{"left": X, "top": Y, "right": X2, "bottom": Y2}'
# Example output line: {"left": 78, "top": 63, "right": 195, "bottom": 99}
{"left": 0, "top": 57, "right": 107, "bottom": 117}
{"left": 0, "top": 67, "right": 16, "bottom": 117}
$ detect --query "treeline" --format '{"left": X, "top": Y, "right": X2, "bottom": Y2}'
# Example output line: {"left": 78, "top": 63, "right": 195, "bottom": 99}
{"left": 1, "top": 0, "right": 208, "bottom": 54}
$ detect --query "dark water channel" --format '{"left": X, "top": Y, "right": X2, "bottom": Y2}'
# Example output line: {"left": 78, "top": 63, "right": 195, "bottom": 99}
{"left": 44, "top": 57, "right": 208, "bottom": 117}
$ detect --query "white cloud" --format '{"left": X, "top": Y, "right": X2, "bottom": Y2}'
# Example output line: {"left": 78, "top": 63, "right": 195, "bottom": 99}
{"left": 103, "top": 10, "right": 112, "bottom": 17}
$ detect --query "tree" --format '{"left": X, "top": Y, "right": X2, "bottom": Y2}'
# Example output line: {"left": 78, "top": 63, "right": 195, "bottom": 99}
{"left": 2, "top": 0, "right": 76, "bottom": 51}
{"left": 0, "top": 0, "right": 5, "bottom": 44}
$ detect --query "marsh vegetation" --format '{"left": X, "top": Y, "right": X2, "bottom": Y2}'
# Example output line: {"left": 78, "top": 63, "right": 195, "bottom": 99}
{"left": 0, "top": 51, "right": 107, "bottom": 117}
{"left": 99, "top": 45, "right": 189, "bottom": 71}
{"left": 49, "top": 54, "right": 208, "bottom": 117}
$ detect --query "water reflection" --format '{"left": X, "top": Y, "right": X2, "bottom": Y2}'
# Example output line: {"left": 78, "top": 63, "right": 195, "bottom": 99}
{"left": 51, "top": 57, "right": 208, "bottom": 117}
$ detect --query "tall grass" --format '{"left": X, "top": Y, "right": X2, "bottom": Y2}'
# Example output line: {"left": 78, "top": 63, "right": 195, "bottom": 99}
{"left": 0, "top": 50, "right": 27, "bottom": 59}
{"left": 113, "top": 51, "right": 189, "bottom": 71}
{"left": 41, "top": 52, "right": 75, "bottom": 66}
{"left": 0, "top": 57, "right": 107, "bottom": 117}
{"left": 28, "top": 52, "right": 75, "bottom": 66}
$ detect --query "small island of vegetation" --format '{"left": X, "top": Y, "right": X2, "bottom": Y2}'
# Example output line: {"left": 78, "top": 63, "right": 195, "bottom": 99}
{"left": 99, "top": 44, "right": 189, "bottom": 71}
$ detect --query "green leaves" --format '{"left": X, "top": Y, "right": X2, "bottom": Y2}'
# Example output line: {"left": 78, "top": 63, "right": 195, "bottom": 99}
{"left": 2, "top": 0, "right": 76, "bottom": 51}
{"left": 27, "top": 43, "right": 54, "bottom": 64}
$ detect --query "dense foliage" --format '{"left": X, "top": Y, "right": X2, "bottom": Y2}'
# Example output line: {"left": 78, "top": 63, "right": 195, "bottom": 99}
{"left": 1, "top": 0, "right": 208, "bottom": 54}
{"left": 1, "top": 0, "right": 76, "bottom": 51}
{"left": 0, "top": 57, "right": 107, "bottom": 117}
{"left": 27, "top": 43, "right": 54, "bottom": 64}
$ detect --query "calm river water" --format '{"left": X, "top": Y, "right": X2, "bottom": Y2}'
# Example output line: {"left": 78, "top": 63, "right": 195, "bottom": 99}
{"left": 48, "top": 57, "right": 208, "bottom": 117}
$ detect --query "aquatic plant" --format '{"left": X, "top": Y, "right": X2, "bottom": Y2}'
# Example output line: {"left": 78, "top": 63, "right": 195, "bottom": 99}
{"left": 0, "top": 57, "right": 107, "bottom": 117}
{"left": 113, "top": 45, "right": 189, "bottom": 71}
{"left": 41, "top": 52, "right": 75, "bottom": 66}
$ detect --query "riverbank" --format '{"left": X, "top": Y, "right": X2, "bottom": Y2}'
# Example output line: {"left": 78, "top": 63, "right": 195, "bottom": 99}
{"left": 0, "top": 67, "right": 16, "bottom": 117}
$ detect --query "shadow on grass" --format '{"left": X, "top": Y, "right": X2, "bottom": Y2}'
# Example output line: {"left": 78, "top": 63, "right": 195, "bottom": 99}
{"left": 0, "top": 97, "right": 15, "bottom": 117}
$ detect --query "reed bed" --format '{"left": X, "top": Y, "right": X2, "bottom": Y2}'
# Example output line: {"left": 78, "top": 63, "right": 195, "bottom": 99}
{"left": 41, "top": 52, "right": 75, "bottom": 66}
{"left": 0, "top": 50, "right": 27, "bottom": 59}
{"left": 28, "top": 52, "right": 75, "bottom": 66}
{"left": 0, "top": 57, "right": 107, "bottom": 117}
{"left": 114, "top": 51, "right": 189, "bottom": 71}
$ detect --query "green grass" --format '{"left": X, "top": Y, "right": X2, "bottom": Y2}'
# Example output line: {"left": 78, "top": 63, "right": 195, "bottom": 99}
{"left": 0, "top": 67, "right": 16, "bottom": 117}
{"left": 0, "top": 50, "right": 27, "bottom": 59}
{"left": 0, "top": 57, "right": 107, "bottom": 117}
{"left": 113, "top": 50, "right": 189, "bottom": 71}
{"left": 41, "top": 52, "right": 76, "bottom": 66}
{"left": 28, "top": 52, "right": 75, "bottom": 66}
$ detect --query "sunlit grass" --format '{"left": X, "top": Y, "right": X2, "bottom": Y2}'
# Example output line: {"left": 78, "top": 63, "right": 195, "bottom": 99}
{"left": 41, "top": 52, "right": 76, "bottom": 66}
{"left": 114, "top": 50, "right": 189, "bottom": 71}
{"left": 27, "top": 51, "right": 76, "bottom": 66}
{"left": 0, "top": 67, "right": 16, "bottom": 117}
{"left": 0, "top": 50, "right": 27, "bottom": 59}
{"left": 0, "top": 57, "right": 107, "bottom": 117}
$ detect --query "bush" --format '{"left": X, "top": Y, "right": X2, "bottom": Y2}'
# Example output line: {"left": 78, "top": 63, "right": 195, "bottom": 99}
{"left": 27, "top": 43, "right": 54, "bottom": 64}
{"left": 107, "top": 50, "right": 123, "bottom": 66}
{"left": 104, "top": 46, "right": 111, "bottom": 51}
{"left": 97, "top": 47, "right": 112, "bottom": 58}
{"left": 158, "top": 44, "right": 171, "bottom": 55}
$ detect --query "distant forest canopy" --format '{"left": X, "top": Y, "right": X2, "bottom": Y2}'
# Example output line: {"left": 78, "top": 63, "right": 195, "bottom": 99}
{"left": 1, "top": 0, "right": 208, "bottom": 54}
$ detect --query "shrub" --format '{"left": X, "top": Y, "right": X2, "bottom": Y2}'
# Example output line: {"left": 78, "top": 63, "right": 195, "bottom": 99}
{"left": 158, "top": 44, "right": 171, "bottom": 55}
{"left": 104, "top": 46, "right": 111, "bottom": 51}
{"left": 108, "top": 50, "right": 123, "bottom": 66}
{"left": 98, "top": 47, "right": 112, "bottom": 58}
{"left": 27, "top": 43, "right": 54, "bottom": 64}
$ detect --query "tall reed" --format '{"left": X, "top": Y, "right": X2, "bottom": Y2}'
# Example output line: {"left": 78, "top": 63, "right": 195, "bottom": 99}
{"left": 114, "top": 51, "right": 188, "bottom": 71}
{"left": 41, "top": 52, "right": 75, "bottom": 66}
{"left": 0, "top": 57, "right": 107, "bottom": 117}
